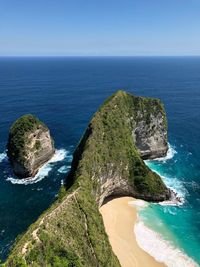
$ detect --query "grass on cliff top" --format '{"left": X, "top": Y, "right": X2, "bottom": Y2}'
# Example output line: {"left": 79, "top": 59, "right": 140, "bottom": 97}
{"left": 4, "top": 181, "right": 120, "bottom": 267}
{"left": 7, "top": 114, "right": 48, "bottom": 163}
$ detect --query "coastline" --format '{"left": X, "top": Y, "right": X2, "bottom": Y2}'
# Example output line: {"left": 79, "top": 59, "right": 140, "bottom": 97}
{"left": 99, "top": 197, "right": 165, "bottom": 267}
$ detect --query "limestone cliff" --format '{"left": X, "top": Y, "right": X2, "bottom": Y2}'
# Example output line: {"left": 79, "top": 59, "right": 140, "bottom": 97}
{"left": 132, "top": 98, "right": 168, "bottom": 159}
{"left": 7, "top": 114, "right": 55, "bottom": 178}
{"left": 4, "top": 91, "right": 171, "bottom": 267}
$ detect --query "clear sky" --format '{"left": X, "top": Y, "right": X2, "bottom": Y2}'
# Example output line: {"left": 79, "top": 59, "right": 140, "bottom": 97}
{"left": 1, "top": 0, "right": 200, "bottom": 56}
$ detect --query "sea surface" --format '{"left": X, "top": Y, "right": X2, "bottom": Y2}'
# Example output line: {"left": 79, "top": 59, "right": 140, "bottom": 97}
{"left": 0, "top": 57, "right": 200, "bottom": 266}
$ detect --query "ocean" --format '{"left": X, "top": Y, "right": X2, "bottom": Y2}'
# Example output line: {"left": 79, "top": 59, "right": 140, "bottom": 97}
{"left": 0, "top": 56, "right": 200, "bottom": 266}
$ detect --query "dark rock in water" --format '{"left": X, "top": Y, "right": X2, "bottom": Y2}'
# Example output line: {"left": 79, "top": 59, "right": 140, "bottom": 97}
{"left": 7, "top": 114, "right": 55, "bottom": 178}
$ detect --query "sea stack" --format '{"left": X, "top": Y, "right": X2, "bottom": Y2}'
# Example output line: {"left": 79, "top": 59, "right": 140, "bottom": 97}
{"left": 7, "top": 114, "right": 55, "bottom": 178}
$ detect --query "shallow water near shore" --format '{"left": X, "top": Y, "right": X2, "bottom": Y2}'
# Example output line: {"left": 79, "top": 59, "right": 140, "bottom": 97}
{"left": 0, "top": 56, "right": 200, "bottom": 264}
{"left": 141, "top": 144, "right": 200, "bottom": 266}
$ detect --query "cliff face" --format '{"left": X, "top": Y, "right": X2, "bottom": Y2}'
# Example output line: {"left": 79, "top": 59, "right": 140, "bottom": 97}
{"left": 7, "top": 114, "right": 55, "bottom": 178}
{"left": 132, "top": 100, "right": 168, "bottom": 159}
{"left": 4, "top": 91, "right": 170, "bottom": 267}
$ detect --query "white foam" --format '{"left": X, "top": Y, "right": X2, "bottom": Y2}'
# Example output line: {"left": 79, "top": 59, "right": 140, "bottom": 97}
{"left": 129, "top": 199, "right": 149, "bottom": 209}
{"left": 158, "top": 198, "right": 183, "bottom": 207}
{"left": 6, "top": 149, "right": 68, "bottom": 185}
{"left": 162, "top": 207, "right": 177, "bottom": 216}
{"left": 161, "top": 175, "right": 187, "bottom": 205}
{"left": 145, "top": 146, "right": 186, "bottom": 206}
{"left": 48, "top": 149, "right": 67, "bottom": 163}
{"left": 0, "top": 229, "right": 5, "bottom": 236}
{"left": 152, "top": 143, "right": 177, "bottom": 162}
{"left": 134, "top": 220, "right": 198, "bottom": 267}
{"left": 145, "top": 167, "right": 187, "bottom": 206}
{"left": 0, "top": 152, "right": 7, "bottom": 162}
{"left": 58, "top": 165, "right": 70, "bottom": 174}
{"left": 66, "top": 154, "right": 73, "bottom": 162}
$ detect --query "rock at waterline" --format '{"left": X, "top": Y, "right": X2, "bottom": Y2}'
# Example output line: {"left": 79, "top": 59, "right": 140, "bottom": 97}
{"left": 7, "top": 114, "right": 55, "bottom": 178}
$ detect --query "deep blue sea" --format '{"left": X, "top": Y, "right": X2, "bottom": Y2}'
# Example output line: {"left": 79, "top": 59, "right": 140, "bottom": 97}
{"left": 0, "top": 57, "right": 200, "bottom": 266}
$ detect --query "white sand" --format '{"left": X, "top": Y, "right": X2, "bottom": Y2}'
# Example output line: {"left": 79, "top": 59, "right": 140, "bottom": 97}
{"left": 100, "top": 197, "right": 165, "bottom": 267}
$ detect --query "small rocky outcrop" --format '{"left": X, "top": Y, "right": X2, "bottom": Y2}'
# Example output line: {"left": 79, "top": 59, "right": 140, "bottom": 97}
{"left": 7, "top": 114, "right": 55, "bottom": 178}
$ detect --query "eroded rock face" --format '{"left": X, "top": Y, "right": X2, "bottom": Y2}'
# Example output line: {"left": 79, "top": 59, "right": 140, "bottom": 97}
{"left": 133, "top": 108, "right": 168, "bottom": 159}
{"left": 7, "top": 114, "right": 55, "bottom": 178}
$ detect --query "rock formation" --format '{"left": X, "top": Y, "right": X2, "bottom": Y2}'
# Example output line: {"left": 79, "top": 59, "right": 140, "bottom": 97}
{"left": 132, "top": 99, "right": 168, "bottom": 160}
{"left": 4, "top": 91, "right": 171, "bottom": 267}
{"left": 68, "top": 90, "right": 170, "bottom": 206}
{"left": 7, "top": 114, "right": 55, "bottom": 178}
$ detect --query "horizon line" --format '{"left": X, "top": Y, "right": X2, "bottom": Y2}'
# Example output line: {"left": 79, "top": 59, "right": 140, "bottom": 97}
{"left": 1, "top": 55, "right": 200, "bottom": 58}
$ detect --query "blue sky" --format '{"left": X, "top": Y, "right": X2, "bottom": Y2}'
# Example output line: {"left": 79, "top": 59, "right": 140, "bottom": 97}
{"left": 1, "top": 0, "right": 200, "bottom": 56}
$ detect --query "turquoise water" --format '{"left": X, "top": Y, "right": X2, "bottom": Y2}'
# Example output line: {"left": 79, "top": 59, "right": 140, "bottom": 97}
{"left": 0, "top": 57, "right": 200, "bottom": 265}
{"left": 141, "top": 144, "right": 200, "bottom": 265}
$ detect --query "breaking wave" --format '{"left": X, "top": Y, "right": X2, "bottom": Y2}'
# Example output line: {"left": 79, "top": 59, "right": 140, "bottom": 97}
{"left": 148, "top": 171, "right": 186, "bottom": 206}
{"left": 58, "top": 165, "right": 71, "bottom": 174}
{"left": 0, "top": 152, "right": 7, "bottom": 162}
{"left": 6, "top": 149, "right": 69, "bottom": 185}
{"left": 145, "top": 143, "right": 186, "bottom": 205}
{"left": 134, "top": 220, "right": 198, "bottom": 267}
{"left": 145, "top": 166, "right": 187, "bottom": 206}
{"left": 147, "top": 143, "right": 177, "bottom": 163}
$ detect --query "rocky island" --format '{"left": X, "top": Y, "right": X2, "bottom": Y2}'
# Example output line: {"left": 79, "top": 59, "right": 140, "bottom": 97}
{"left": 7, "top": 114, "right": 55, "bottom": 178}
{"left": 4, "top": 91, "right": 171, "bottom": 267}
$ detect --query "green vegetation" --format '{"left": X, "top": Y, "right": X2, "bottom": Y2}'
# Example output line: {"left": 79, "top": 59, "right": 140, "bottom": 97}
{"left": 4, "top": 178, "right": 120, "bottom": 267}
{"left": 70, "top": 90, "right": 168, "bottom": 200}
{"left": 7, "top": 114, "right": 47, "bottom": 164}
{"left": 4, "top": 91, "right": 169, "bottom": 267}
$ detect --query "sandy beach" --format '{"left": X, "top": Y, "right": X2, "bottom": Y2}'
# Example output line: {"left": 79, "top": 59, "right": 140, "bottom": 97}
{"left": 100, "top": 197, "right": 165, "bottom": 267}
